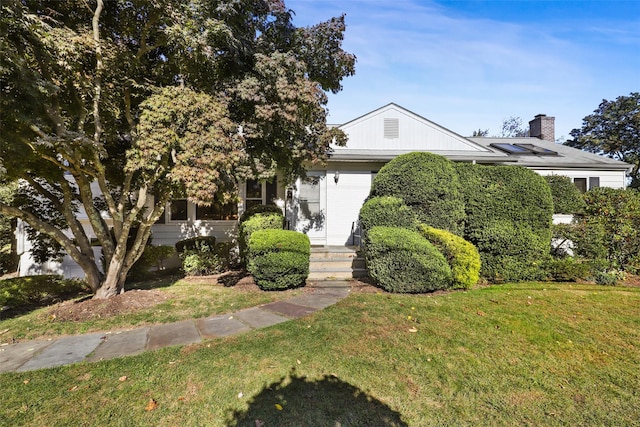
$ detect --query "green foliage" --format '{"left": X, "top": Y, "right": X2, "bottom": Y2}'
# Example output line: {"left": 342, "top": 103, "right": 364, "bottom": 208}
{"left": 181, "top": 252, "right": 225, "bottom": 277}
{"left": 239, "top": 204, "right": 283, "bottom": 223}
{"left": 544, "top": 175, "right": 586, "bottom": 214}
{"left": 544, "top": 257, "right": 591, "bottom": 282}
{"left": 0, "top": 275, "right": 87, "bottom": 309}
{"left": 567, "top": 92, "right": 640, "bottom": 188}
{"left": 419, "top": 225, "right": 480, "bottom": 289}
{"left": 369, "top": 152, "right": 465, "bottom": 235}
{"left": 0, "top": 0, "right": 355, "bottom": 297}
{"left": 365, "top": 226, "right": 452, "bottom": 293}
{"left": 238, "top": 212, "right": 284, "bottom": 263}
{"left": 0, "top": 181, "right": 17, "bottom": 274}
{"left": 572, "top": 187, "right": 640, "bottom": 272}
{"left": 175, "top": 237, "right": 217, "bottom": 254}
{"left": 247, "top": 229, "right": 310, "bottom": 290}
{"left": 358, "top": 196, "right": 418, "bottom": 241}
{"left": 456, "top": 163, "right": 553, "bottom": 281}
{"left": 594, "top": 271, "right": 620, "bottom": 286}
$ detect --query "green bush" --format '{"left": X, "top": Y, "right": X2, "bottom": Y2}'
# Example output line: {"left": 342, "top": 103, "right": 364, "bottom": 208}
{"left": 544, "top": 175, "right": 585, "bottom": 215}
{"left": 365, "top": 226, "right": 452, "bottom": 293}
{"left": 594, "top": 271, "right": 620, "bottom": 286}
{"left": 0, "top": 275, "right": 88, "bottom": 309}
{"left": 358, "top": 196, "right": 418, "bottom": 241}
{"left": 181, "top": 251, "right": 225, "bottom": 276}
{"left": 369, "top": 152, "right": 465, "bottom": 235}
{"left": 455, "top": 163, "right": 553, "bottom": 282}
{"left": 238, "top": 212, "right": 284, "bottom": 263}
{"left": 239, "top": 204, "right": 283, "bottom": 223}
{"left": 544, "top": 257, "right": 591, "bottom": 282}
{"left": 127, "top": 245, "right": 176, "bottom": 282}
{"left": 572, "top": 187, "right": 640, "bottom": 272}
{"left": 247, "top": 229, "right": 310, "bottom": 290}
{"left": 175, "top": 236, "right": 217, "bottom": 254}
{"left": 419, "top": 225, "right": 480, "bottom": 289}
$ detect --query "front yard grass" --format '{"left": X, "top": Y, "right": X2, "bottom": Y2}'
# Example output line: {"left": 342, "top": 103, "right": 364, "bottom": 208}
{"left": 0, "top": 273, "right": 302, "bottom": 343}
{"left": 1, "top": 282, "right": 639, "bottom": 426}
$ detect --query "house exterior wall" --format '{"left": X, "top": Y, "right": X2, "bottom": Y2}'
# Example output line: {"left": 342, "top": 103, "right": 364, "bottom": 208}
{"left": 533, "top": 169, "right": 626, "bottom": 190}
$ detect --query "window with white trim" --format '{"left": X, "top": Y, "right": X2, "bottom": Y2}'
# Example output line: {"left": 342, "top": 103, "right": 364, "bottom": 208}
{"left": 573, "top": 177, "right": 600, "bottom": 193}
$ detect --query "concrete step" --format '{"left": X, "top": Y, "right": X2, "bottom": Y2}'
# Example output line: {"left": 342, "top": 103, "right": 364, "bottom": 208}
{"left": 308, "top": 246, "right": 367, "bottom": 280}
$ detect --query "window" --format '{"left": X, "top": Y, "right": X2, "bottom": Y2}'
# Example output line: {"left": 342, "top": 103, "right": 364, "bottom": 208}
{"left": 490, "top": 143, "right": 557, "bottom": 155}
{"left": 244, "top": 178, "right": 278, "bottom": 210}
{"left": 574, "top": 178, "right": 587, "bottom": 193}
{"left": 245, "top": 179, "right": 263, "bottom": 210}
{"left": 573, "top": 177, "right": 600, "bottom": 193}
{"left": 169, "top": 199, "right": 187, "bottom": 221}
{"left": 196, "top": 202, "right": 238, "bottom": 220}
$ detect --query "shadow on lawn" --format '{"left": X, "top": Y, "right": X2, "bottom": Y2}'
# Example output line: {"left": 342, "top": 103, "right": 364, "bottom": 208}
{"left": 227, "top": 370, "right": 407, "bottom": 427}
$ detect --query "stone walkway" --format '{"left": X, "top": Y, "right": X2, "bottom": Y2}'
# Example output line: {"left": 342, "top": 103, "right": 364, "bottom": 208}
{"left": 0, "top": 281, "right": 351, "bottom": 373}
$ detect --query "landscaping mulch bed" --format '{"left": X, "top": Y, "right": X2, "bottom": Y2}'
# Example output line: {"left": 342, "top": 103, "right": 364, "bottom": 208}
{"left": 47, "top": 289, "right": 169, "bottom": 322}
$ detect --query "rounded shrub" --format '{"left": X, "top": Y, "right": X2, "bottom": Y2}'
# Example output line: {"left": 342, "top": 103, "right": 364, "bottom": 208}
{"left": 365, "top": 226, "right": 452, "bottom": 293}
{"left": 239, "top": 204, "right": 283, "bottom": 223}
{"left": 544, "top": 175, "right": 585, "bottom": 215}
{"left": 358, "top": 196, "right": 418, "bottom": 239}
{"left": 419, "top": 225, "right": 480, "bottom": 289}
{"left": 455, "top": 163, "right": 553, "bottom": 282}
{"left": 369, "top": 152, "right": 465, "bottom": 235}
{"left": 181, "top": 251, "right": 225, "bottom": 276}
{"left": 238, "top": 211, "right": 284, "bottom": 263}
{"left": 247, "top": 229, "right": 310, "bottom": 290}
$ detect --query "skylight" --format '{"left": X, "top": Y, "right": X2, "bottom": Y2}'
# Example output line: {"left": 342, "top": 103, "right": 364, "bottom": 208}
{"left": 490, "top": 143, "right": 557, "bottom": 156}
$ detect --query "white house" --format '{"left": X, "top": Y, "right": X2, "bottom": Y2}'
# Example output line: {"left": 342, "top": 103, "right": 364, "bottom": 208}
{"left": 17, "top": 103, "right": 632, "bottom": 277}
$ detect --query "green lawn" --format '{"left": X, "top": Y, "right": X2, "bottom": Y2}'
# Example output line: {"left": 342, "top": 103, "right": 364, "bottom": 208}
{"left": 0, "top": 274, "right": 302, "bottom": 344}
{"left": 1, "top": 282, "right": 639, "bottom": 426}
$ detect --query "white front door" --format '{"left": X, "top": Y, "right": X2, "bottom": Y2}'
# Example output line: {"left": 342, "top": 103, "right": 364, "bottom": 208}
{"left": 295, "top": 171, "right": 326, "bottom": 245}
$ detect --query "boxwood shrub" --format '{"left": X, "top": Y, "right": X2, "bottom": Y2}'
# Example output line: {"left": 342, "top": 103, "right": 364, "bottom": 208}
{"left": 358, "top": 196, "right": 418, "bottom": 242}
{"left": 239, "top": 204, "right": 283, "bottom": 223}
{"left": 455, "top": 163, "right": 553, "bottom": 282}
{"left": 365, "top": 226, "right": 452, "bottom": 293}
{"left": 247, "top": 229, "right": 310, "bottom": 290}
{"left": 238, "top": 212, "right": 284, "bottom": 264}
{"left": 369, "top": 152, "right": 465, "bottom": 235}
{"left": 544, "top": 175, "right": 585, "bottom": 215}
{"left": 419, "top": 225, "right": 480, "bottom": 289}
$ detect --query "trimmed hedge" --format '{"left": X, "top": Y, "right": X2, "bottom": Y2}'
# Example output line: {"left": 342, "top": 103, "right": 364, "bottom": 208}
{"left": 247, "top": 229, "right": 310, "bottom": 290}
{"left": 358, "top": 196, "right": 418, "bottom": 241}
{"left": 365, "top": 226, "right": 452, "bottom": 293}
{"left": 544, "top": 175, "right": 585, "bottom": 215}
{"left": 238, "top": 212, "right": 284, "bottom": 264}
{"left": 419, "top": 225, "right": 480, "bottom": 289}
{"left": 455, "top": 163, "right": 553, "bottom": 281}
{"left": 239, "top": 203, "right": 283, "bottom": 223}
{"left": 181, "top": 252, "right": 225, "bottom": 276}
{"left": 369, "top": 152, "right": 465, "bottom": 235}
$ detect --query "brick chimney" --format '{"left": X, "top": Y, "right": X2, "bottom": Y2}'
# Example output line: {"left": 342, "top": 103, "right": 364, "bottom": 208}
{"left": 529, "top": 114, "right": 555, "bottom": 142}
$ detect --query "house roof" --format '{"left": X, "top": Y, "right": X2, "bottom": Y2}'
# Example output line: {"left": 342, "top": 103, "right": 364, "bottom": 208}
{"left": 328, "top": 103, "right": 632, "bottom": 172}
{"left": 469, "top": 137, "right": 632, "bottom": 171}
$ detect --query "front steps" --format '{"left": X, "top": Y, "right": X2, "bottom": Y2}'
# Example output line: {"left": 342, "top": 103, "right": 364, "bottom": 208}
{"left": 309, "top": 246, "right": 367, "bottom": 280}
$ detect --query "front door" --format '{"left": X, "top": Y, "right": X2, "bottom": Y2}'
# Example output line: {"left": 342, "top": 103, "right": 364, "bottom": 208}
{"left": 294, "top": 171, "right": 326, "bottom": 245}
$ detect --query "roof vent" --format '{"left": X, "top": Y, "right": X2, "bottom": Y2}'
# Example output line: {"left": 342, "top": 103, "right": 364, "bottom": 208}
{"left": 384, "top": 118, "right": 399, "bottom": 139}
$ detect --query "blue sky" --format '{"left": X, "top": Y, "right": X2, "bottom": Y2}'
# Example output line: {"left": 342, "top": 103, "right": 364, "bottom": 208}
{"left": 287, "top": 0, "right": 640, "bottom": 141}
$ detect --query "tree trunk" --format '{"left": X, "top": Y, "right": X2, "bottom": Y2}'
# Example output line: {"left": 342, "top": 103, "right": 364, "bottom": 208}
{"left": 94, "top": 255, "right": 126, "bottom": 299}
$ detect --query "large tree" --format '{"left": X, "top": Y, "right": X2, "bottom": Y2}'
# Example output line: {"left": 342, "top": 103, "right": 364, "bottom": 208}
{"left": 0, "top": 0, "right": 355, "bottom": 298}
{"left": 566, "top": 92, "right": 640, "bottom": 188}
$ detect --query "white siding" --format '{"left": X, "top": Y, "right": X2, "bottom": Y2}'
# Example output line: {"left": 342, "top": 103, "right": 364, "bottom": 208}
{"left": 151, "top": 221, "right": 238, "bottom": 247}
{"left": 533, "top": 169, "right": 626, "bottom": 189}
{"left": 335, "top": 105, "right": 488, "bottom": 152}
